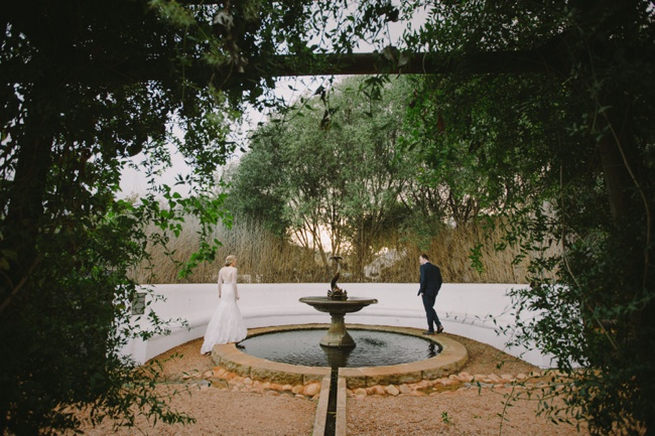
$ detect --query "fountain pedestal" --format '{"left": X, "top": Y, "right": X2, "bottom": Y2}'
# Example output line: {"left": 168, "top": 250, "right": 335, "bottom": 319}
{"left": 322, "top": 313, "right": 354, "bottom": 348}
{"left": 299, "top": 297, "right": 378, "bottom": 348}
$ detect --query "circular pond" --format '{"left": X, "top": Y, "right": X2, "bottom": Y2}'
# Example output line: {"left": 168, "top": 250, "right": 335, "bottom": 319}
{"left": 239, "top": 328, "right": 441, "bottom": 368}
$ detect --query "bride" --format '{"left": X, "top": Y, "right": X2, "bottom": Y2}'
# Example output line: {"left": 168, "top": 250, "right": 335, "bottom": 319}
{"left": 200, "top": 255, "right": 248, "bottom": 354}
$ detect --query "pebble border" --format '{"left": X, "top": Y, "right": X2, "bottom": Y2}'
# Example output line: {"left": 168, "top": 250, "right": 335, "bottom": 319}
{"left": 192, "top": 365, "right": 554, "bottom": 399}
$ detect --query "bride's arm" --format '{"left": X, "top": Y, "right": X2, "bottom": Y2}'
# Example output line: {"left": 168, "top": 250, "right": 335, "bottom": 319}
{"left": 217, "top": 268, "right": 223, "bottom": 298}
{"left": 234, "top": 268, "right": 239, "bottom": 300}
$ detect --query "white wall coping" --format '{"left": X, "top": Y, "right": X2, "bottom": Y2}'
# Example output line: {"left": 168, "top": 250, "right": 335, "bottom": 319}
{"left": 120, "top": 283, "right": 555, "bottom": 369}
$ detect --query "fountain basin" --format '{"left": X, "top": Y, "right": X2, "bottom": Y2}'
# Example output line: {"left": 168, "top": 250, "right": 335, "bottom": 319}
{"left": 298, "top": 296, "right": 379, "bottom": 314}
{"left": 211, "top": 324, "right": 468, "bottom": 388}
{"left": 299, "top": 296, "right": 378, "bottom": 348}
{"left": 240, "top": 328, "right": 440, "bottom": 367}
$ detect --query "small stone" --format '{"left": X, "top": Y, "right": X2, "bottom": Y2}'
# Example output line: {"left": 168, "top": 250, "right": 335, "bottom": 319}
{"left": 409, "top": 390, "right": 427, "bottom": 396}
{"left": 457, "top": 372, "right": 473, "bottom": 383}
{"left": 292, "top": 385, "right": 304, "bottom": 394}
{"left": 500, "top": 374, "right": 513, "bottom": 383}
{"left": 262, "top": 381, "right": 271, "bottom": 389}
{"left": 265, "top": 390, "right": 280, "bottom": 396}
{"left": 269, "top": 383, "right": 282, "bottom": 391}
{"left": 398, "top": 384, "right": 411, "bottom": 394}
{"left": 354, "top": 388, "right": 367, "bottom": 397}
{"left": 295, "top": 394, "right": 305, "bottom": 399}
{"left": 472, "top": 374, "right": 486, "bottom": 382}
{"left": 416, "top": 380, "right": 431, "bottom": 388}
{"left": 281, "top": 384, "right": 293, "bottom": 391}
{"left": 516, "top": 373, "right": 527, "bottom": 381}
{"left": 429, "top": 391, "right": 440, "bottom": 396}
{"left": 202, "top": 370, "right": 213, "bottom": 378}
{"left": 303, "top": 383, "right": 321, "bottom": 396}
{"left": 213, "top": 368, "right": 226, "bottom": 377}
{"left": 385, "top": 385, "right": 400, "bottom": 396}
{"left": 243, "top": 377, "right": 253, "bottom": 386}
{"left": 487, "top": 374, "right": 502, "bottom": 383}
{"left": 368, "top": 385, "right": 385, "bottom": 395}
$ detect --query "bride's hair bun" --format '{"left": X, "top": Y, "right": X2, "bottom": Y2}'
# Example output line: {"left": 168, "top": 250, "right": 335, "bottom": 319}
{"left": 225, "top": 255, "right": 236, "bottom": 266}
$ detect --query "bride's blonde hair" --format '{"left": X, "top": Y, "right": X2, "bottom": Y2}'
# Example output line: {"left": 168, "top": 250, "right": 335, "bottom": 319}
{"left": 224, "top": 255, "right": 237, "bottom": 267}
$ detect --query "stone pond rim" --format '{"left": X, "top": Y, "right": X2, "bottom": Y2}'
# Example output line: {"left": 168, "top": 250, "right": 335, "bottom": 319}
{"left": 210, "top": 324, "right": 469, "bottom": 388}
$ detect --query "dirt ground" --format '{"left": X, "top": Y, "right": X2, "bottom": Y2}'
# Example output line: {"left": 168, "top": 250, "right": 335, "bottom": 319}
{"left": 73, "top": 334, "right": 588, "bottom": 435}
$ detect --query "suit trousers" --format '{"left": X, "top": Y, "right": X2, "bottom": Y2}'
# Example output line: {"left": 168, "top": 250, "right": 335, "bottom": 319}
{"left": 421, "top": 292, "right": 441, "bottom": 331}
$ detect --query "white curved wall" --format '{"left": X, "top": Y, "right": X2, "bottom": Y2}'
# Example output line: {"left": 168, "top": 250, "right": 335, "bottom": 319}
{"left": 120, "top": 283, "right": 555, "bottom": 368}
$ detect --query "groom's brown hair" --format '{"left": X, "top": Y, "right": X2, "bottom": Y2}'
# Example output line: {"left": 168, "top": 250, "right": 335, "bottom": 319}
{"left": 420, "top": 253, "right": 430, "bottom": 261}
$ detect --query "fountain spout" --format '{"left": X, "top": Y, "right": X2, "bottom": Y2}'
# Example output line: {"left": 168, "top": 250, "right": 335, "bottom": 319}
{"left": 327, "top": 256, "right": 347, "bottom": 300}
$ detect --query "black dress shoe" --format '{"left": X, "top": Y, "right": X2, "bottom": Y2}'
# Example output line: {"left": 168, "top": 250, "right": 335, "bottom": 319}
{"left": 436, "top": 325, "right": 444, "bottom": 334}
{"left": 423, "top": 330, "right": 435, "bottom": 335}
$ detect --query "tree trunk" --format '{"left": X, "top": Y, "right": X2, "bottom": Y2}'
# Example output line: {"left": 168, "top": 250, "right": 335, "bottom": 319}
{"left": 1, "top": 83, "right": 54, "bottom": 310}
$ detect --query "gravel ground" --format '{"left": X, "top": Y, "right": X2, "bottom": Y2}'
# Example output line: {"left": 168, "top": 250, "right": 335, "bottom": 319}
{"left": 73, "top": 334, "right": 588, "bottom": 435}
{"left": 347, "top": 388, "right": 587, "bottom": 436}
{"left": 77, "top": 386, "right": 316, "bottom": 436}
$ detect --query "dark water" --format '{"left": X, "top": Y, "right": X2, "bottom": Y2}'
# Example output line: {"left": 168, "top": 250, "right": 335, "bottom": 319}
{"left": 239, "top": 329, "right": 441, "bottom": 368}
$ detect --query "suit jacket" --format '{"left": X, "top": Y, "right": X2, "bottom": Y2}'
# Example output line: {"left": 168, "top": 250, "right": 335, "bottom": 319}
{"left": 418, "top": 262, "right": 443, "bottom": 297}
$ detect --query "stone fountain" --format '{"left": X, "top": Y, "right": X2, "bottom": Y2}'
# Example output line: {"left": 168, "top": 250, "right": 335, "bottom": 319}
{"left": 299, "top": 257, "right": 377, "bottom": 348}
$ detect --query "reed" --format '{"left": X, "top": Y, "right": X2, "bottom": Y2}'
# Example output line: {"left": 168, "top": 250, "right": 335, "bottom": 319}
{"left": 376, "top": 222, "right": 531, "bottom": 283}
{"left": 130, "top": 217, "right": 326, "bottom": 284}
{"left": 130, "top": 216, "right": 549, "bottom": 284}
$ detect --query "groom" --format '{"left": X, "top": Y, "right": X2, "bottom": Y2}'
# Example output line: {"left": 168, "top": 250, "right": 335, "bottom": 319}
{"left": 417, "top": 253, "right": 444, "bottom": 335}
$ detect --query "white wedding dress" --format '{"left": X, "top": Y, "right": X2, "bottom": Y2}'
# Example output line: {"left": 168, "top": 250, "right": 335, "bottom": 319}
{"left": 200, "top": 269, "right": 247, "bottom": 354}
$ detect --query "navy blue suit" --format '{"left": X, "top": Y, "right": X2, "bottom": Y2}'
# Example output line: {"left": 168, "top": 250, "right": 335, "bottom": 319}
{"left": 418, "top": 262, "right": 443, "bottom": 332}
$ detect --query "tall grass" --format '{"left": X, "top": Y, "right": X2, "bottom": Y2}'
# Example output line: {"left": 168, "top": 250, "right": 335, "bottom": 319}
{"left": 376, "top": 222, "right": 530, "bottom": 283}
{"left": 130, "top": 218, "right": 327, "bottom": 284}
{"left": 131, "top": 217, "right": 541, "bottom": 284}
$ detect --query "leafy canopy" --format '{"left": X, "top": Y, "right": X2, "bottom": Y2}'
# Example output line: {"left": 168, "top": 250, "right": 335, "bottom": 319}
{"left": 0, "top": 0, "right": 402, "bottom": 433}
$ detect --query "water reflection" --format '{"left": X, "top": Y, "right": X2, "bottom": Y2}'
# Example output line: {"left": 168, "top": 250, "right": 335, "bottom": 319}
{"left": 321, "top": 345, "right": 354, "bottom": 368}
{"left": 240, "top": 329, "right": 442, "bottom": 368}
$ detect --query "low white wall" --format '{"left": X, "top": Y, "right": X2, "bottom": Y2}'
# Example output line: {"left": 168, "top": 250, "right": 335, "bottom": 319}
{"left": 120, "top": 283, "right": 554, "bottom": 368}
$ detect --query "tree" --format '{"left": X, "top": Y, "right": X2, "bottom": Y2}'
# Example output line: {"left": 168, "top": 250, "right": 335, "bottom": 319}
{"left": 0, "top": 0, "right": 403, "bottom": 432}
{"left": 404, "top": 1, "right": 655, "bottom": 433}
{"left": 230, "top": 76, "right": 414, "bottom": 278}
